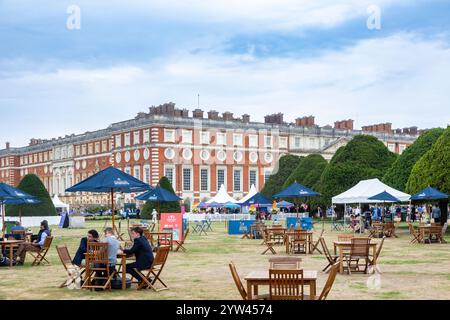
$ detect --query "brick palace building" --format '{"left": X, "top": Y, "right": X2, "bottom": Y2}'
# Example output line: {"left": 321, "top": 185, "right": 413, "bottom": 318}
{"left": 0, "top": 103, "right": 421, "bottom": 208}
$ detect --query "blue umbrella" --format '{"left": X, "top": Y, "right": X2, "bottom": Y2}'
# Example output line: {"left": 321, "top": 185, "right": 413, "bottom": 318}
{"left": 207, "top": 202, "right": 222, "bottom": 208}
{"left": 368, "top": 191, "right": 401, "bottom": 203}
{"left": 66, "top": 166, "right": 150, "bottom": 237}
{"left": 241, "top": 193, "right": 272, "bottom": 206}
{"left": 410, "top": 186, "right": 449, "bottom": 201}
{"left": 223, "top": 202, "right": 241, "bottom": 209}
{"left": 136, "top": 186, "right": 182, "bottom": 202}
{"left": 277, "top": 200, "right": 294, "bottom": 208}
{"left": 197, "top": 202, "right": 208, "bottom": 209}
{"left": 273, "top": 182, "right": 321, "bottom": 220}
{"left": 0, "top": 183, "right": 36, "bottom": 237}
{"left": 135, "top": 186, "right": 182, "bottom": 216}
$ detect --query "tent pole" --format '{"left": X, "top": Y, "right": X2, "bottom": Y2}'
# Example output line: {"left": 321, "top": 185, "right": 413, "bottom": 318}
{"left": 1, "top": 203, "right": 5, "bottom": 239}
{"left": 19, "top": 207, "right": 22, "bottom": 225}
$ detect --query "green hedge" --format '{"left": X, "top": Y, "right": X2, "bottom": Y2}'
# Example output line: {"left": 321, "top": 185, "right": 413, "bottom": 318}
{"left": 141, "top": 176, "right": 181, "bottom": 219}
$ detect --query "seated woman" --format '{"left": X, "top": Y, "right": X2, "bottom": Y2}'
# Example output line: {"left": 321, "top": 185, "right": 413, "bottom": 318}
{"left": 72, "top": 230, "right": 100, "bottom": 267}
{"left": 120, "top": 227, "right": 154, "bottom": 287}
{"left": 15, "top": 220, "right": 51, "bottom": 265}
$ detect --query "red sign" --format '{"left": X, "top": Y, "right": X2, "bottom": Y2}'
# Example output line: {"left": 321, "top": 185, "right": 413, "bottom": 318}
{"left": 160, "top": 213, "right": 183, "bottom": 242}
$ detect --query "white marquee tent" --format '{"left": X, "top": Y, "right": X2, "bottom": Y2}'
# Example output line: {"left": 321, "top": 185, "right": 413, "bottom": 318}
{"left": 237, "top": 184, "right": 258, "bottom": 204}
{"left": 207, "top": 184, "right": 238, "bottom": 204}
{"left": 52, "top": 194, "right": 70, "bottom": 212}
{"left": 332, "top": 178, "right": 411, "bottom": 205}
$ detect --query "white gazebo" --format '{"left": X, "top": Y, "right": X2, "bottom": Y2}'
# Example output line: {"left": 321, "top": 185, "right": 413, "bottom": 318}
{"left": 332, "top": 178, "right": 411, "bottom": 204}
{"left": 207, "top": 184, "right": 238, "bottom": 204}
{"left": 238, "top": 184, "right": 258, "bottom": 204}
{"left": 52, "top": 194, "right": 70, "bottom": 212}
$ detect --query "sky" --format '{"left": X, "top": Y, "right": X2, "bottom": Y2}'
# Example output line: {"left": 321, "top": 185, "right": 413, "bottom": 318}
{"left": 1, "top": 0, "right": 449, "bottom": 148}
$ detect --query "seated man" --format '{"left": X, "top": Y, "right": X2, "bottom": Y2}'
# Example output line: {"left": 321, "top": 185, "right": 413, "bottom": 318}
{"left": 72, "top": 230, "right": 99, "bottom": 267}
{"left": 15, "top": 220, "right": 51, "bottom": 265}
{"left": 11, "top": 221, "right": 25, "bottom": 232}
{"left": 103, "top": 227, "right": 120, "bottom": 269}
{"left": 120, "top": 227, "right": 154, "bottom": 287}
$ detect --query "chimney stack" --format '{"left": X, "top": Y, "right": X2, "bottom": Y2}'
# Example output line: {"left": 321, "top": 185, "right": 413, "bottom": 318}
{"left": 193, "top": 109, "right": 204, "bottom": 119}
{"left": 242, "top": 114, "right": 250, "bottom": 123}
{"left": 208, "top": 110, "right": 219, "bottom": 120}
{"left": 222, "top": 112, "right": 234, "bottom": 121}
{"left": 295, "top": 116, "right": 315, "bottom": 127}
{"left": 5, "top": 142, "right": 10, "bottom": 149}
{"left": 264, "top": 113, "right": 284, "bottom": 125}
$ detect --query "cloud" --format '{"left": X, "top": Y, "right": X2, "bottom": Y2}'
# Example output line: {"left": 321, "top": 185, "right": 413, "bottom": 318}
{"left": 1, "top": 31, "right": 449, "bottom": 149}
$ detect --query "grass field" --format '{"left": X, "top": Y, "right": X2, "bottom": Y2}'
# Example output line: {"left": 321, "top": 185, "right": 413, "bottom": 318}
{"left": 0, "top": 219, "right": 449, "bottom": 300}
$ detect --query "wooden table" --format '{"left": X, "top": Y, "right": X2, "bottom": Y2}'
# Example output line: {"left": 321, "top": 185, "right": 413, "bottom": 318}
{"left": 0, "top": 240, "right": 24, "bottom": 267}
{"left": 284, "top": 231, "right": 313, "bottom": 254}
{"left": 333, "top": 241, "right": 378, "bottom": 274}
{"left": 267, "top": 228, "right": 286, "bottom": 244}
{"left": 245, "top": 270, "right": 317, "bottom": 300}
{"left": 147, "top": 232, "right": 173, "bottom": 251}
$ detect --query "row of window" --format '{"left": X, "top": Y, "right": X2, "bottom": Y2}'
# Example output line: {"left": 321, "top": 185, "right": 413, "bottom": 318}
{"left": 18, "top": 151, "right": 52, "bottom": 166}
{"left": 75, "top": 140, "right": 110, "bottom": 157}
{"left": 115, "top": 130, "right": 151, "bottom": 148}
{"left": 164, "top": 166, "right": 272, "bottom": 193}
{"left": 163, "top": 129, "right": 287, "bottom": 148}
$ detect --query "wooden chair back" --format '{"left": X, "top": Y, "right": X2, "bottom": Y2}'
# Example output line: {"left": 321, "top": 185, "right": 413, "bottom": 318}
{"left": 318, "top": 262, "right": 340, "bottom": 300}
{"left": 269, "top": 257, "right": 301, "bottom": 270}
{"left": 373, "top": 236, "right": 385, "bottom": 262}
{"left": 229, "top": 262, "right": 247, "bottom": 300}
{"left": 319, "top": 237, "right": 334, "bottom": 263}
{"left": 350, "top": 237, "right": 371, "bottom": 257}
{"left": 56, "top": 245, "right": 72, "bottom": 271}
{"left": 269, "top": 269, "right": 304, "bottom": 300}
{"left": 338, "top": 234, "right": 354, "bottom": 242}
{"left": 408, "top": 223, "right": 417, "bottom": 235}
{"left": 153, "top": 245, "right": 170, "bottom": 268}
{"left": 86, "top": 242, "right": 109, "bottom": 265}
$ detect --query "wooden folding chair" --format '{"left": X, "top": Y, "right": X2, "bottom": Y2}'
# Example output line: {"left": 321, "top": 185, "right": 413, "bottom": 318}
{"left": 175, "top": 229, "right": 189, "bottom": 252}
{"left": 56, "top": 244, "right": 85, "bottom": 288}
{"left": 345, "top": 237, "right": 371, "bottom": 275}
{"left": 12, "top": 230, "right": 26, "bottom": 240}
{"left": 135, "top": 246, "right": 170, "bottom": 291}
{"left": 82, "top": 242, "right": 115, "bottom": 291}
{"left": 369, "top": 236, "right": 385, "bottom": 273}
{"left": 311, "top": 230, "right": 324, "bottom": 254}
{"left": 305, "top": 262, "right": 340, "bottom": 300}
{"left": 229, "top": 262, "right": 268, "bottom": 300}
{"left": 408, "top": 223, "right": 422, "bottom": 244}
{"left": 30, "top": 236, "right": 53, "bottom": 266}
{"left": 269, "top": 257, "right": 301, "bottom": 270}
{"left": 319, "top": 237, "right": 339, "bottom": 273}
{"left": 269, "top": 269, "right": 304, "bottom": 300}
{"left": 337, "top": 234, "right": 354, "bottom": 242}
{"left": 290, "top": 230, "right": 307, "bottom": 254}
{"left": 261, "top": 229, "right": 277, "bottom": 255}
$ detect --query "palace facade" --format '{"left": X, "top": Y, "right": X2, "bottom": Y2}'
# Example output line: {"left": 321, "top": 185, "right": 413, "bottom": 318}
{"left": 0, "top": 103, "right": 420, "bottom": 207}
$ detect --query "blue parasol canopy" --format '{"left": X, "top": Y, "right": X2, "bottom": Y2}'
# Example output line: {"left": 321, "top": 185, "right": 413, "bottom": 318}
{"left": 368, "top": 191, "right": 401, "bottom": 203}
{"left": 241, "top": 193, "right": 272, "bottom": 206}
{"left": 0, "top": 183, "right": 35, "bottom": 202}
{"left": 197, "top": 202, "right": 208, "bottom": 209}
{"left": 410, "top": 186, "right": 449, "bottom": 201}
{"left": 66, "top": 166, "right": 150, "bottom": 193}
{"left": 207, "top": 202, "right": 222, "bottom": 208}
{"left": 273, "top": 182, "right": 321, "bottom": 199}
{"left": 136, "top": 186, "right": 182, "bottom": 202}
{"left": 4, "top": 197, "right": 41, "bottom": 205}
{"left": 223, "top": 202, "right": 241, "bottom": 209}
{"left": 277, "top": 200, "right": 294, "bottom": 208}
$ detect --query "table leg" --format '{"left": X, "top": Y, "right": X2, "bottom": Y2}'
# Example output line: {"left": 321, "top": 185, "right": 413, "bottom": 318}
{"left": 253, "top": 285, "right": 259, "bottom": 297}
{"left": 372, "top": 245, "right": 377, "bottom": 270}
{"left": 9, "top": 244, "right": 13, "bottom": 268}
{"left": 122, "top": 256, "right": 126, "bottom": 290}
{"left": 339, "top": 248, "right": 344, "bottom": 274}
{"left": 247, "top": 281, "right": 253, "bottom": 300}
{"left": 310, "top": 280, "right": 316, "bottom": 298}
{"left": 334, "top": 244, "right": 337, "bottom": 256}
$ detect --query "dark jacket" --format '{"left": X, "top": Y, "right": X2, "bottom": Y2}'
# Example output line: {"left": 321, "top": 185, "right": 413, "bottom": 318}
{"left": 72, "top": 237, "right": 88, "bottom": 266}
{"left": 124, "top": 236, "right": 154, "bottom": 270}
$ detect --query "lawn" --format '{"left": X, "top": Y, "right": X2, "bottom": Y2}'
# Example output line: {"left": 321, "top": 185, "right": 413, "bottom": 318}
{"left": 0, "top": 219, "right": 449, "bottom": 300}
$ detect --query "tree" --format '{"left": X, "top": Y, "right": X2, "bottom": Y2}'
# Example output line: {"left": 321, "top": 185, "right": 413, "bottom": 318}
{"left": 141, "top": 176, "right": 181, "bottom": 219}
{"left": 283, "top": 154, "right": 328, "bottom": 189}
{"left": 383, "top": 128, "right": 444, "bottom": 191}
{"left": 406, "top": 126, "right": 450, "bottom": 194}
{"left": 317, "top": 135, "right": 397, "bottom": 205}
{"left": 6, "top": 174, "right": 57, "bottom": 216}
{"left": 261, "top": 155, "right": 303, "bottom": 197}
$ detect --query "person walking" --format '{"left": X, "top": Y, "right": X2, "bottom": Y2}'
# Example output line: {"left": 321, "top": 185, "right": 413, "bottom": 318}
{"left": 432, "top": 204, "right": 441, "bottom": 224}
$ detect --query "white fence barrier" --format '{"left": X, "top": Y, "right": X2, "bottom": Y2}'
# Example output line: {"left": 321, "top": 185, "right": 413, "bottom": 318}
{"left": 3, "top": 216, "right": 61, "bottom": 229}
{"left": 183, "top": 213, "right": 303, "bottom": 222}
{"left": 69, "top": 216, "right": 86, "bottom": 228}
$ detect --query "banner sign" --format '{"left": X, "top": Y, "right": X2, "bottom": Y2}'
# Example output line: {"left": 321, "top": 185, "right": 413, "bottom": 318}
{"left": 160, "top": 213, "right": 183, "bottom": 242}
{"left": 59, "top": 213, "right": 67, "bottom": 229}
